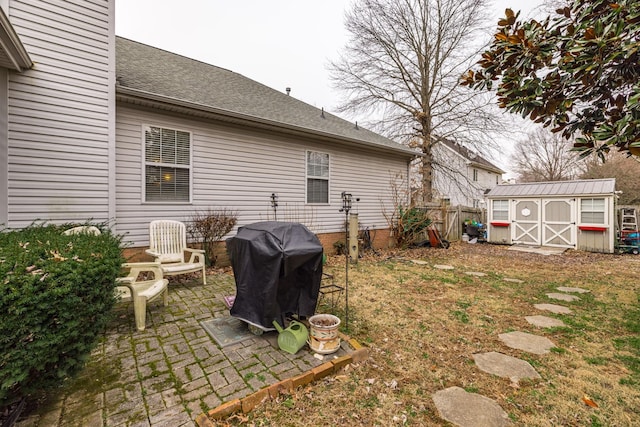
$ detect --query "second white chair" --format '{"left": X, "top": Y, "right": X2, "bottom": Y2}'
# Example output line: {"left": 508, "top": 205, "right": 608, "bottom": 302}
{"left": 117, "top": 262, "right": 169, "bottom": 331}
{"left": 145, "top": 220, "right": 207, "bottom": 285}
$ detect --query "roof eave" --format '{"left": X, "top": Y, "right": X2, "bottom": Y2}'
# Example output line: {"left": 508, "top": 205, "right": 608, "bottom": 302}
{"left": 438, "top": 139, "right": 503, "bottom": 173}
{"left": 468, "top": 160, "right": 505, "bottom": 175}
{"left": 116, "top": 85, "right": 420, "bottom": 158}
{"left": 487, "top": 192, "right": 614, "bottom": 198}
{"left": 0, "top": 7, "right": 32, "bottom": 72}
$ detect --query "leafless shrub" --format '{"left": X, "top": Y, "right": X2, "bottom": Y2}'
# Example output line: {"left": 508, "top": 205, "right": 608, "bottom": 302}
{"left": 188, "top": 208, "right": 238, "bottom": 267}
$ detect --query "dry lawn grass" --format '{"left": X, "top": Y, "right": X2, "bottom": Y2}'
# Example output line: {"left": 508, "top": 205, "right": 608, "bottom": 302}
{"left": 216, "top": 242, "right": 640, "bottom": 426}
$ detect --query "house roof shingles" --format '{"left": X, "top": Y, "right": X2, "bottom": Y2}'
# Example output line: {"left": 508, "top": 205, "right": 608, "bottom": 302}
{"left": 115, "top": 37, "right": 416, "bottom": 157}
{"left": 487, "top": 178, "right": 616, "bottom": 198}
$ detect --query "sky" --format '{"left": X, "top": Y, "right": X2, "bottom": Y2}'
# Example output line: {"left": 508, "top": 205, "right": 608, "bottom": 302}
{"left": 115, "top": 0, "right": 546, "bottom": 173}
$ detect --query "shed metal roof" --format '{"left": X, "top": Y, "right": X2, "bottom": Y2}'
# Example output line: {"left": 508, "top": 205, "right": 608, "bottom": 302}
{"left": 115, "top": 37, "right": 417, "bottom": 157}
{"left": 486, "top": 178, "right": 616, "bottom": 198}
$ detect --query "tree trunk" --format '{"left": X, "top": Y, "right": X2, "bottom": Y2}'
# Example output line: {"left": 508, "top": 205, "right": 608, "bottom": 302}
{"left": 419, "top": 117, "right": 434, "bottom": 205}
{"left": 421, "top": 143, "right": 433, "bottom": 205}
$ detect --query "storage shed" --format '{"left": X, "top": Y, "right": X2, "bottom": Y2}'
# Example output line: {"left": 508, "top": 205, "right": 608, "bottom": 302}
{"left": 485, "top": 179, "right": 616, "bottom": 253}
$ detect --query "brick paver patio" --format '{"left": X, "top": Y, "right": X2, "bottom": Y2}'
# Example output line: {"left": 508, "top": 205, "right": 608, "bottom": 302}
{"left": 15, "top": 271, "right": 355, "bottom": 426}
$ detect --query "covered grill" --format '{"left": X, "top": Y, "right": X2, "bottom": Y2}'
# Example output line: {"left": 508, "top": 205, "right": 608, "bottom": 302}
{"left": 226, "top": 222, "right": 323, "bottom": 330}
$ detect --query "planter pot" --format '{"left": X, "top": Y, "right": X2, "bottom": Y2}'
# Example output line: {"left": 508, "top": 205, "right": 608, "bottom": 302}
{"left": 308, "top": 314, "right": 341, "bottom": 354}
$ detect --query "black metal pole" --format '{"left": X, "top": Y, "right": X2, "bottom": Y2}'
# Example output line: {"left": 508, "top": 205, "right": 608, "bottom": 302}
{"left": 344, "top": 208, "right": 349, "bottom": 330}
{"left": 340, "top": 192, "right": 352, "bottom": 331}
{"left": 270, "top": 193, "right": 278, "bottom": 221}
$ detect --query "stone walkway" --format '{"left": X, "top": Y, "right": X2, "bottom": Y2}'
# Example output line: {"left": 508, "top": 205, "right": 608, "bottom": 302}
{"left": 15, "top": 275, "right": 362, "bottom": 427}
{"left": 425, "top": 264, "right": 589, "bottom": 426}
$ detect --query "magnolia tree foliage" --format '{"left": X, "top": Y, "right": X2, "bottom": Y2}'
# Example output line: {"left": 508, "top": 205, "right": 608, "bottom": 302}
{"left": 463, "top": 0, "right": 640, "bottom": 159}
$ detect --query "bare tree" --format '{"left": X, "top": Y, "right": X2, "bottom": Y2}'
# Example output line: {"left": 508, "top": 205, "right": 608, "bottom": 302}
{"left": 330, "top": 0, "right": 505, "bottom": 204}
{"left": 511, "top": 128, "right": 582, "bottom": 182}
{"left": 581, "top": 152, "right": 640, "bottom": 205}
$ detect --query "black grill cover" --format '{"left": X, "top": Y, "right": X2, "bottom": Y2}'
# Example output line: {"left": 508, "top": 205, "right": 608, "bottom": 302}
{"left": 226, "top": 221, "right": 323, "bottom": 330}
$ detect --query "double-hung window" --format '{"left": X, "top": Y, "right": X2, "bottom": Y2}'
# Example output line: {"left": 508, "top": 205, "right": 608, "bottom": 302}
{"left": 580, "top": 198, "right": 605, "bottom": 224}
{"left": 306, "top": 150, "right": 329, "bottom": 204}
{"left": 144, "top": 126, "right": 191, "bottom": 202}
{"left": 492, "top": 200, "right": 509, "bottom": 221}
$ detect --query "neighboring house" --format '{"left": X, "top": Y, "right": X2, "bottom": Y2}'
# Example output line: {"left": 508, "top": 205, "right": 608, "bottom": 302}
{"left": 485, "top": 178, "right": 617, "bottom": 253}
{"left": 0, "top": 0, "right": 417, "bottom": 251}
{"left": 432, "top": 138, "right": 505, "bottom": 207}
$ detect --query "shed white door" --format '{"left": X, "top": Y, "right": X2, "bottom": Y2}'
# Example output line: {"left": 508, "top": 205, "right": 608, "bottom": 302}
{"left": 542, "top": 198, "right": 575, "bottom": 248}
{"left": 512, "top": 199, "right": 540, "bottom": 245}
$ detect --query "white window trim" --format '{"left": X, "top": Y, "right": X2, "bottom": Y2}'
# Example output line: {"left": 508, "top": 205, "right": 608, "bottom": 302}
{"left": 305, "top": 150, "right": 330, "bottom": 205}
{"left": 141, "top": 124, "right": 193, "bottom": 204}
{"left": 491, "top": 199, "right": 509, "bottom": 221}
{"left": 579, "top": 197, "right": 607, "bottom": 226}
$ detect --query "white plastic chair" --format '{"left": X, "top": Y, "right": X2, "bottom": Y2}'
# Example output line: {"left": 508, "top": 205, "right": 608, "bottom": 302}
{"left": 145, "top": 220, "right": 207, "bottom": 285}
{"left": 63, "top": 225, "right": 101, "bottom": 236}
{"left": 63, "top": 226, "right": 169, "bottom": 331}
{"left": 116, "top": 262, "right": 169, "bottom": 331}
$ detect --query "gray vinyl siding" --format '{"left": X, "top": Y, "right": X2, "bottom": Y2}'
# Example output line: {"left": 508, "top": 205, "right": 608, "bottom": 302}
{"left": 116, "top": 106, "right": 409, "bottom": 247}
{"left": 488, "top": 226, "right": 510, "bottom": 244}
{"left": 577, "top": 227, "right": 613, "bottom": 253}
{"left": 5, "top": 0, "right": 114, "bottom": 226}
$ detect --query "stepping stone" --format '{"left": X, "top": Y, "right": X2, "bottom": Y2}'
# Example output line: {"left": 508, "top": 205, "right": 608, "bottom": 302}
{"left": 546, "top": 293, "right": 580, "bottom": 302}
{"left": 503, "top": 278, "right": 524, "bottom": 283}
{"left": 534, "top": 303, "right": 572, "bottom": 314}
{"left": 557, "top": 286, "right": 590, "bottom": 294}
{"left": 411, "top": 259, "right": 429, "bottom": 265}
{"left": 466, "top": 271, "right": 487, "bottom": 277}
{"left": 433, "top": 264, "right": 454, "bottom": 270}
{"left": 473, "top": 351, "right": 541, "bottom": 382}
{"left": 432, "top": 386, "right": 511, "bottom": 427}
{"left": 498, "top": 331, "right": 555, "bottom": 354}
{"left": 525, "top": 315, "right": 566, "bottom": 328}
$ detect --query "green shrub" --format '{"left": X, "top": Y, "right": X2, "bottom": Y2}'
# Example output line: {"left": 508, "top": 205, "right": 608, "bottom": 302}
{"left": 0, "top": 223, "right": 124, "bottom": 407}
{"left": 394, "top": 206, "right": 432, "bottom": 247}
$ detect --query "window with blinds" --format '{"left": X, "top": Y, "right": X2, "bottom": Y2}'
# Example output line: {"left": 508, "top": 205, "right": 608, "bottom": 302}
{"left": 492, "top": 199, "right": 509, "bottom": 220}
{"left": 580, "top": 198, "right": 605, "bottom": 224}
{"left": 144, "top": 126, "right": 191, "bottom": 202}
{"left": 306, "top": 150, "right": 329, "bottom": 204}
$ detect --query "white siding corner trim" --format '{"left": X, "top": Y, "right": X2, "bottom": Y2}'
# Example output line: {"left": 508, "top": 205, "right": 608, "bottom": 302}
{"left": 0, "top": 67, "right": 7, "bottom": 225}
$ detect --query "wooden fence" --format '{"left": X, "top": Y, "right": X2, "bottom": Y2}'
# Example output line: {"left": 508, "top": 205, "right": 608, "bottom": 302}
{"left": 420, "top": 202, "right": 485, "bottom": 242}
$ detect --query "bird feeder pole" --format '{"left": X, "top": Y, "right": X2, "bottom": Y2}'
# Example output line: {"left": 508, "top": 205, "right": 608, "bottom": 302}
{"left": 270, "top": 193, "right": 279, "bottom": 221}
{"left": 339, "top": 192, "right": 352, "bottom": 330}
